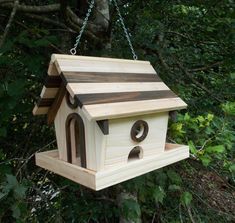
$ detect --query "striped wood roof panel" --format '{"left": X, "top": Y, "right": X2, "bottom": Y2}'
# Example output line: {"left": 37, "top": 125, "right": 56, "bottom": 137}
{"left": 33, "top": 54, "right": 187, "bottom": 120}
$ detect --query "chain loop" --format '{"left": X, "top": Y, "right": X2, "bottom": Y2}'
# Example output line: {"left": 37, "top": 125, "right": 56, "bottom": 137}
{"left": 112, "top": 0, "right": 138, "bottom": 60}
{"left": 70, "top": 0, "right": 95, "bottom": 55}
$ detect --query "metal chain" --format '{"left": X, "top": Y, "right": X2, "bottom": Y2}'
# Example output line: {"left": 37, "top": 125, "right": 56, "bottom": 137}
{"left": 70, "top": 0, "right": 138, "bottom": 60}
{"left": 112, "top": 0, "right": 138, "bottom": 60}
{"left": 70, "top": 0, "right": 95, "bottom": 55}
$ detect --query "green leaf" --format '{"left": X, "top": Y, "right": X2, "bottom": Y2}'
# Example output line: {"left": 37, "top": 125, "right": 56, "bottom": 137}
{"left": 167, "top": 169, "right": 182, "bottom": 185}
{"left": 122, "top": 198, "right": 141, "bottom": 220}
{"left": 153, "top": 186, "right": 166, "bottom": 204}
{"left": 206, "top": 145, "right": 225, "bottom": 153}
{"left": 6, "top": 174, "right": 18, "bottom": 188}
{"left": 229, "top": 164, "right": 235, "bottom": 173}
{"left": 200, "top": 155, "right": 211, "bottom": 166}
{"left": 188, "top": 141, "right": 197, "bottom": 154}
{"left": 168, "top": 184, "right": 181, "bottom": 191}
{"left": 222, "top": 102, "right": 235, "bottom": 115}
{"left": 180, "top": 191, "right": 192, "bottom": 206}
{"left": 14, "top": 185, "right": 27, "bottom": 199}
{"left": 11, "top": 204, "right": 21, "bottom": 219}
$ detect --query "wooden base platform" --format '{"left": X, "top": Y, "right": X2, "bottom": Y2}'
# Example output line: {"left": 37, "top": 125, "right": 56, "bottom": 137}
{"left": 35, "top": 143, "right": 189, "bottom": 190}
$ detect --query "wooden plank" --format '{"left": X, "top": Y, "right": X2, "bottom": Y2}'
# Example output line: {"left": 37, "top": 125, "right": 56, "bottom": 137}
{"left": 83, "top": 98, "right": 187, "bottom": 121}
{"left": 40, "top": 86, "right": 58, "bottom": 98}
{"left": 67, "top": 82, "right": 169, "bottom": 96}
{"left": 76, "top": 90, "right": 177, "bottom": 106}
{"left": 47, "top": 85, "right": 66, "bottom": 124}
{"left": 32, "top": 105, "right": 49, "bottom": 115}
{"left": 51, "top": 54, "right": 151, "bottom": 65}
{"left": 55, "top": 58, "right": 156, "bottom": 74}
{"left": 44, "top": 75, "right": 61, "bottom": 88}
{"left": 95, "top": 144, "right": 189, "bottom": 190}
{"left": 47, "top": 62, "right": 60, "bottom": 76}
{"left": 62, "top": 72, "right": 160, "bottom": 84}
{"left": 35, "top": 144, "right": 189, "bottom": 191}
{"left": 104, "top": 113, "right": 168, "bottom": 168}
{"left": 97, "top": 120, "right": 109, "bottom": 135}
{"left": 54, "top": 97, "right": 100, "bottom": 171}
{"left": 35, "top": 150, "right": 96, "bottom": 190}
{"left": 36, "top": 98, "right": 54, "bottom": 107}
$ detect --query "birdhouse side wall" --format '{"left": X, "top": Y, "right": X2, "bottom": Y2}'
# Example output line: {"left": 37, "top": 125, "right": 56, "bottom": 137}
{"left": 104, "top": 113, "right": 169, "bottom": 170}
{"left": 54, "top": 96, "right": 104, "bottom": 171}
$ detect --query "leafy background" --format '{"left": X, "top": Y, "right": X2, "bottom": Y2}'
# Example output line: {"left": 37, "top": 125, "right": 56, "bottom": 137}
{"left": 0, "top": 0, "right": 234, "bottom": 222}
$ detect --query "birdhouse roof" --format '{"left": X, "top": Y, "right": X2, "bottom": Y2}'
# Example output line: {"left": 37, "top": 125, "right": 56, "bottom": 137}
{"left": 33, "top": 54, "right": 187, "bottom": 121}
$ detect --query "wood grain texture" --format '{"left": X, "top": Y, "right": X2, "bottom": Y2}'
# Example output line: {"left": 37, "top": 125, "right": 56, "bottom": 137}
{"left": 65, "top": 113, "right": 86, "bottom": 167}
{"left": 35, "top": 150, "right": 96, "bottom": 190}
{"left": 45, "top": 75, "right": 61, "bottom": 88}
{"left": 62, "top": 72, "right": 160, "bottom": 84}
{"left": 51, "top": 54, "right": 151, "bottom": 65}
{"left": 40, "top": 86, "right": 58, "bottom": 98}
{"left": 47, "top": 62, "right": 60, "bottom": 76}
{"left": 96, "top": 144, "right": 189, "bottom": 190}
{"left": 104, "top": 113, "right": 168, "bottom": 169}
{"left": 67, "top": 82, "right": 169, "bottom": 96}
{"left": 66, "top": 91, "right": 79, "bottom": 109}
{"left": 97, "top": 120, "right": 109, "bottom": 135}
{"left": 55, "top": 58, "right": 156, "bottom": 74}
{"left": 36, "top": 98, "right": 54, "bottom": 107}
{"left": 54, "top": 97, "right": 105, "bottom": 171}
{"left": 83, "top": 98, "right": 187, "bottom": 121}
{"left": 47, "top": 85, "right": 66, "bottom": 124}
{"left": 76, "top": 90, "right": 176, "bottom": 107}
{"left": 35, "top": 143, "right": 189, "bottom": 190}
{"left": 32, "top": 105, "right": 49, "bottom": 115}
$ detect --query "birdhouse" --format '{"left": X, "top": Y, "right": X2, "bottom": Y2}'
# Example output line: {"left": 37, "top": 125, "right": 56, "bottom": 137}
{"left": 33, "top": 54, "right": 189, "bottom": 190}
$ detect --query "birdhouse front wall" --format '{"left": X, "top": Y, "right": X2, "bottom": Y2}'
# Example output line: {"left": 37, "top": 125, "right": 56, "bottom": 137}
{"left": 54, "top": 95, "right": 105, "bottom": 171}
{"left": 104, "top": 113, "right": 169, "bottom": 169}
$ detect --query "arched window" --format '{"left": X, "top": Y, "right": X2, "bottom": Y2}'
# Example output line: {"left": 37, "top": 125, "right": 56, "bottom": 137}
{"left": 65, "top": 113, "right": 86, "bottom": 168}
{"left": 128, "top": 146, "right": 143, "bottom": 162}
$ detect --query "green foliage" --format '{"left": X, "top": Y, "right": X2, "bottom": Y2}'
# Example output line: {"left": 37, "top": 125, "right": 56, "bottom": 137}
{"left": 180, "top": 191, "right": 193, "bottom": 206}
{"left": 0, "top": 0, "right": 234, "bottom": 222}
{"left": 121, "top": 198, "right": 141, "bottom": 221}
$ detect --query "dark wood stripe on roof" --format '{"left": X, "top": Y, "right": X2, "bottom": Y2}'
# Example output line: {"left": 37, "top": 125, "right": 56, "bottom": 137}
{"left": 75, "top": 90, "right": 177, "bottom": 107}
{"left": 62, "top": 72, "right": 161, "bottom": 83}
{"left": 45, "top": 75, "right": 62, "bottom": 88}
{"left": 47, "top": 84, "right": 66, "bottom": 124}
{"left": 37, "top": 97, "right": 54, "bottom": 107}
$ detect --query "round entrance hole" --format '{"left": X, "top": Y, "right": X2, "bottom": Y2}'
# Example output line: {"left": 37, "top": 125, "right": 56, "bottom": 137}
{"left": 130, "top": 120, "right": 149, "bottom": 142}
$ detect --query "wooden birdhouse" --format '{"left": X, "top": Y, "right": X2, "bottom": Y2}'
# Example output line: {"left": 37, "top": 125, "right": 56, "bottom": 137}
{"left": 33, "top": 54, "right": 189, "bottom": 190}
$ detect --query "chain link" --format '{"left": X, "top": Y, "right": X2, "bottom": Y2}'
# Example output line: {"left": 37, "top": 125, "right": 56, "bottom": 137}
{"left": 112, "top": 0, "right": 138, "bottom": 60}
{"left": 70, "top": 0, "right": 95, "bottom": 55}
{"left": 70, "top": 0, "right": 138, "bottom": 60}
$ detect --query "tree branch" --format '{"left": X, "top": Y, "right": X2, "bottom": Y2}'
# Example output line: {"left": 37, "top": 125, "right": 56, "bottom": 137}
{"left": 188, "top": 61, "right": 223, "bottom": 72}
{"left": 0, "top": 0, "right": 18, "bottom": 48}
{"left": 93, "top": 0, "right": 110, "bottom": 30}
{"left": 0, "top": 2, "right": 60, "bottom": 13}
{"left": 176, "top": 60, "right": 222, "bottom": 102}
{"left": 66, "top": 7, "right": 102, "bottom": 35}
{"left": 23, "top": 13, "right": 74, "bottom": 33}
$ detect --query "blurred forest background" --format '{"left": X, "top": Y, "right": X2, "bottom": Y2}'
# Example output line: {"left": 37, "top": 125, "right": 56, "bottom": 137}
{"left": 0, "top": 0, "right": 234, "bottom": 222}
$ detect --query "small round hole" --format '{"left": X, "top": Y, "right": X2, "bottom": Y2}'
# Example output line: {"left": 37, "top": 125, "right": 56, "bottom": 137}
{"left": 130, "top": 120, "right": 148, "bottom": 142}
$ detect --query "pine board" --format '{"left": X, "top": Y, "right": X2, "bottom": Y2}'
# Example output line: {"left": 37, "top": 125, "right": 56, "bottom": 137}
{"left": 83, "top": 98, "right": 187, "bottom": 121}
{"left": 35, "top": 143, "right": 189, "bottom": 190}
